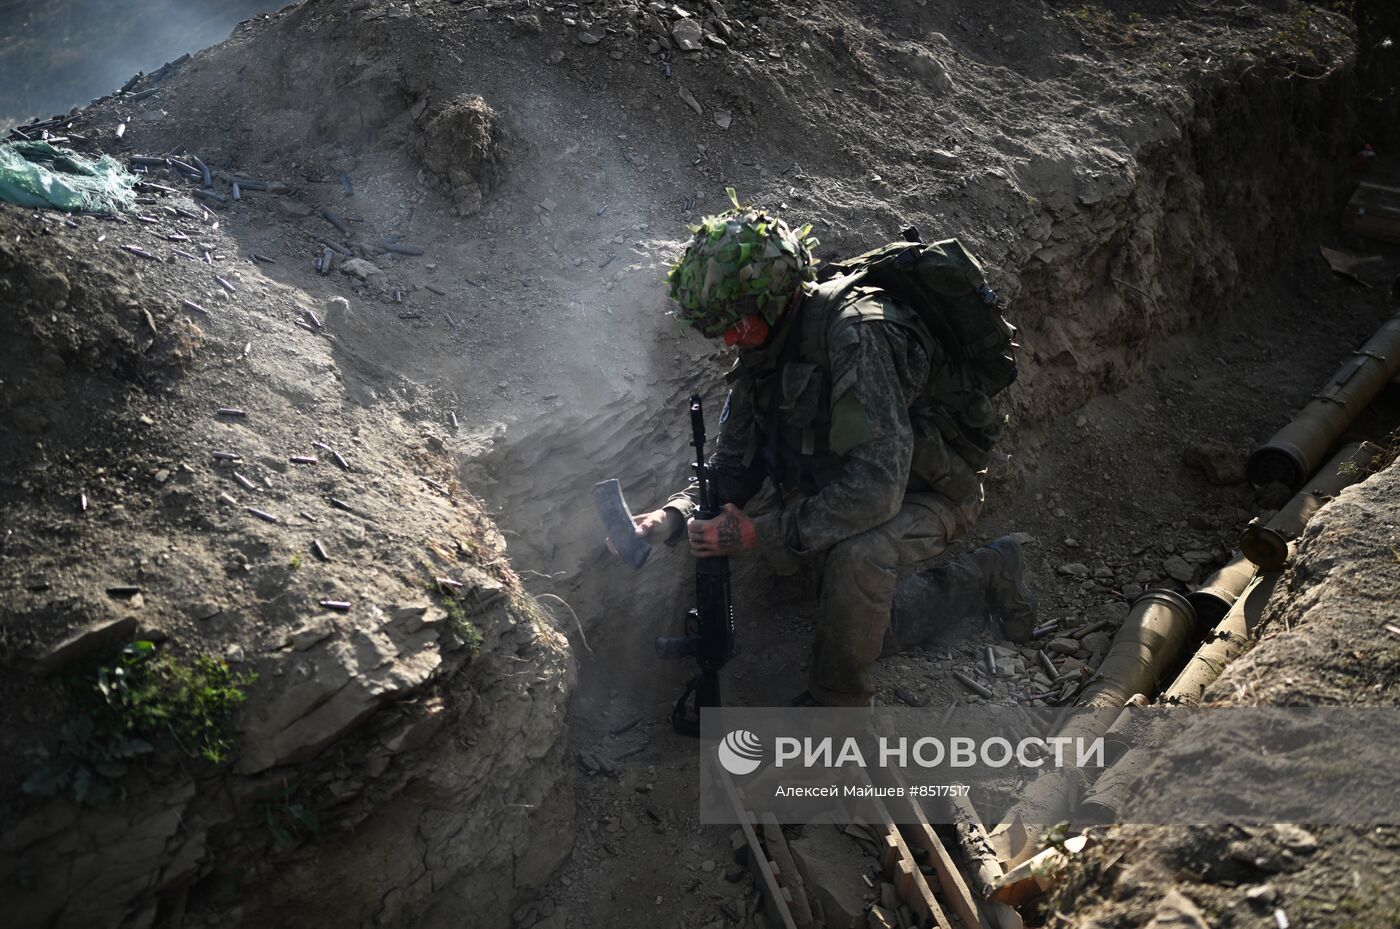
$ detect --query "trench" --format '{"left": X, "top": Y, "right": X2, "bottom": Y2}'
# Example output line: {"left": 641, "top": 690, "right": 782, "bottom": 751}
{"left": 465, "top": 31, "right": 1398, "bottom": 929}
{"left": 2, "top": 3, "right": 1393, "bottom": 928}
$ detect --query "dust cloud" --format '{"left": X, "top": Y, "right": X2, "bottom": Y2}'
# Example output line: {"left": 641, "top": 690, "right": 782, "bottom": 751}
{"left": 0, "top": 0, "right": 273, "bottom": 128}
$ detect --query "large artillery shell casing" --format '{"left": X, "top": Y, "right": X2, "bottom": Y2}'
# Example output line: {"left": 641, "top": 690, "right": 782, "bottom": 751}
{"left": 1075, "top": 590, "right": 1198, "bottom": 713}
{"left": 1240, "top": 440, "right": 1383, "bottom": 570}
{"left": 1247, "top": 314, "right": 1400, "bottom": 489}
{"left": 1163, "top": 566, "right": 1286, "bottom": 706}
{"left": 1186, "top": 552, "right": 1256, "bottom": 628}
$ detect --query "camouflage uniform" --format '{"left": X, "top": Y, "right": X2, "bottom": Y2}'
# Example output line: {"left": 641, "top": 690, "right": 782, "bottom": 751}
{"left": 665, "top": 280, "right": 991, "bottom": 706}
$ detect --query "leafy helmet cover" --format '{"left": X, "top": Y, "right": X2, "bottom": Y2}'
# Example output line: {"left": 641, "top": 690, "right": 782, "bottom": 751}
{"left": 666, "top": 188, "right": 819, "bottom": 337}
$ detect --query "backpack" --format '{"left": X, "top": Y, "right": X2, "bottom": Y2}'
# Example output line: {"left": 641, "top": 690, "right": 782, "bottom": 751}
{"left": 814, "top": 227, "right": 1018, "bottom": 399}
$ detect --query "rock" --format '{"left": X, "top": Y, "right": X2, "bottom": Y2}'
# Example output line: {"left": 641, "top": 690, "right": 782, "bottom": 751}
{"left": 236, "top": 624, "right": 442, "bottom": 773}
{"left": 713, "top": 109, "right": 732, "bottom": 129}
{"left": 1092, "top": 566, "right": 1113, "bottom": 579}
{"left": 701, "top": 859, "right": 716, "bottom": 872}
{"left": 578, "top": 28, "right": 604, "bottom": 44}
{"left": 1146, "top": 890, "right": 1211, "bottom": 929}
{"left": 1245, "top": 884, "right": 1279, "bottom": 906}
{"left": 724, "top": 863, "right": 747, "bottom": 883}
{"left": 1075, "top": 414, "right": 1088, "bottom": 428}
{"left": 547, "top": 49, "right": 565, "bottom": 64}
{"left": 1181, "top": 550, "right": 1213, "bottom": 564}
{"left": 340, "top": 258, "right": 383, "bottom": 280}
{"left": 928, "top": 148, "right": 959, "bottom": 167}
{"left": 36, "top": 616, "right": 138, "bottom": 673}
{"left": 1272, "top": 824, "right": 1317, "bottom": 852}
{"left": 1123, "top": 582, "right": 1143, "bottom": 599}
{"left": 1163, "top": 555, "right": 1195, "bottom": 583}
{"left": 879, "top": 882, "right": 899, "bottom": 911}
{"left": 788, "top": 827, "right": 869, "bottom": 929}
{"left": 1047, "top": 637, "right": 1079, "bottom": 656}
{"left": 154, "top": 468, "right": 170, "bottom": 483}
{"left": 678, "top": 84, "right": 703, "bottom": 116}
{"left": 276, "top": 198, "right": 313, "bottom": 218}
{"left": 672, "top": 18, "right": 703, "bottom": 51}
{"left": 287, "top": 619, "right": 334, "bottom": 651}
{"left": 1085, "top": 601, "right": 1131, "bottom": 625}
{"left": 1058, "top": 562, "right": 1090, "bottom": 577}
{"left": 1182, "top": 441, "right": 1245, "bottom": 485}
{"left": 1081, "top": 631, "right": 1112, "bottom": 654}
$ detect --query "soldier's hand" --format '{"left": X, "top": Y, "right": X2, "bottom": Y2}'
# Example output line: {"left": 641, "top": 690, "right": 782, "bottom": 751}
{"left": 633, "top": 509, "right": 680, "bottom": 544}
{"left": 604, "top": 509, "right": 677, "bottom": 557}
{"left": 688, "top": 503, "right": 759, "bottom": 557}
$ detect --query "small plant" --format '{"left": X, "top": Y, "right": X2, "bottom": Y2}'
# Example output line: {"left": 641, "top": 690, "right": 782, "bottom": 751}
{"left": 260, "top": 782, "right": 320, "bottom": 849}
{"left": 24, "top": 640, "right": 256, "bottom": 806}
{"left": 98, "top": 640, "right": 256, "bottom": 763}
{"left": 21, "top": 715, "right": 153, "bottom": 806}
{"left": 290, "top": 551, "right": 303, "bottom": 570}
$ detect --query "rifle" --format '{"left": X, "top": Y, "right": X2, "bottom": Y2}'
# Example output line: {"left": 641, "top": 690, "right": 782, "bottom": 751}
{"left": 654, "top": 393, "right": 736, "bottom": 736}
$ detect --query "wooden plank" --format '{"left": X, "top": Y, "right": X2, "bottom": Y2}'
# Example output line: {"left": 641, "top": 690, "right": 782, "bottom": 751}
{"left": 854, "top": 778, "right": 950, "bottom": 929}
{"left": 716, "top": 768, "right": 800, "bottom": 929}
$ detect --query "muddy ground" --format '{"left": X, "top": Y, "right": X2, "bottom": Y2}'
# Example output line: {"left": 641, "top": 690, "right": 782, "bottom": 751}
{"left": 2, "top": 1, "right": 1398, "bottom": 928}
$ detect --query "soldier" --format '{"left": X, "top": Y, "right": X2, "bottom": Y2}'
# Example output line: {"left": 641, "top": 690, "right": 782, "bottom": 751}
{"left": 627, "top": 198, "right": 1035, "bottom": 708}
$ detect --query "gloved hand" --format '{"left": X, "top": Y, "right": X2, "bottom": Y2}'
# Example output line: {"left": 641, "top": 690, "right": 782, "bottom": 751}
{"left": 687, "top": 503, "right": 759, "bottom": 557}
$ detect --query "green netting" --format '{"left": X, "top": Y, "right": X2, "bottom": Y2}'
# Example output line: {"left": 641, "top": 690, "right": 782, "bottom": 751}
{"left": 0, "top": 141, "right": 136, "bottom": 212}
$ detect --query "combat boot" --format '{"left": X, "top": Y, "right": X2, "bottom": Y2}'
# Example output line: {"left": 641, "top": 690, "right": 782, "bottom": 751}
{"left": 974, "top": 535, "right": 1037, "bottom": 642}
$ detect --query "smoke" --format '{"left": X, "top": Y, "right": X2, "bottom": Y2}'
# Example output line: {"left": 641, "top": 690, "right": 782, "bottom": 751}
{"left": 0, "top": 0, "right": 273, "bottom": 128}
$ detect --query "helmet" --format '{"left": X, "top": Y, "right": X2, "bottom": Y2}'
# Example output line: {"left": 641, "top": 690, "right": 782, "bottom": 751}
{"left": 666, "top": 189, "right": 819, "bottom": 338}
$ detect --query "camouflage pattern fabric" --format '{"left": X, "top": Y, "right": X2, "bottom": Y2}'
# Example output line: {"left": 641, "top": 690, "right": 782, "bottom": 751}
{"left": 661, "top": 286, "right": 992, "bottom": 706}
{"left": 666, "top": 189, "right": 819, "bottom": 337}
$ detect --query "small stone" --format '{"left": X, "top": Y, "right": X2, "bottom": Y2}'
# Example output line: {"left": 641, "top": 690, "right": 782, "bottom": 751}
{"left": 1272, "top": 824, "right": 1317, "bottom": 852}
{"left": 340, "top": 258, "right": 383, "bottom": 280}
{"left": 1246, "top": 884, "right": 1280, "bottom": 906}
{"left": 1163, "top": 555, "right": 1194, "bottom": 583}
{"left": 713, "top": 109, "right": 732, "bottom": 129}
{"left": 672, "top": 18, "right": 703, "bottom": 51}
{"left": 1093, "top": 566, "right": 1113, "bottom": 579}
{"left": 1075, "top": 414, "right": 1088, "bottom": 428}
{"left": 1182, "top": 441, "right": 1246, "bottom": 485}
{"left": 1064, "top": 537, "right": 1080, "bottom": 548}
{"left": 701, "top": 859, "right": 716, "bottom": 872}
{"left": 1058, "top": 562, "right": 1090, "bottom": 577}
{"left": 578, "top": 28, "right": 604, "bottom": 44}
{"left": 547, "top": 49, "right": 565, "bottom": 64}
{"left": 1123, "top": 583, "right": 1143, "bottom": 599}
{"left": 154, "top": 468, "right": 170, "bottom": 483}
{"left": 1081, "top": 632, "right": 1112, "bottom": 654}
{"left": 928, "top": 149, "right": 959, "bottom": 167}
{"left": 1181, "top": 550, "right": 1213, "bottom": 564}
{"left": 1047, "top": 637, "right": 1079, "bottom": 656}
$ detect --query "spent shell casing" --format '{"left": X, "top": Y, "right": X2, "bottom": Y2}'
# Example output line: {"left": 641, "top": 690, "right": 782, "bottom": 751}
{"left": 81, "top": 492, "right": 88, "bottom": 512}
{"left": 246, "top": 507, "right": 278, "bottom": 524}
{"left": 193, "top": 188, "right": 226, "bottom": 204}
{"left": 295, "top": 320, "right": 317, "bottom": 333}
{"left": 382, "top": 241, "right": 425, "bottom": 256}
{"left": 322, "top": 209, "right": 350, "bottom": 235}
{"left": 218, "top": 491, "right": 238, "bottom": 506}
{"left": 450, "top": 411, "right": 458, "bottom": 428}
{"left": 232, "top": 472, "right": 256, "bottom": 491}
{"left": 331, "top": 450, "right": 349, "bottom": 470}
{"left": 951, "top": 670, "right": 994, "bottom": 700}
{"left": 211, "top": 451, "right": 241, "bottom": 461}
{"left": 1037, "top": 650, "right": 1058, "bottom": 680}
{"left": 306, "top": 310, "right": 322, "bottom": 329}
{"left": 122, "top": 244, "right": 158, "bottom": 260}
{"left": 329, "top": 497, "right": 353, "bottom": 512}
{"left": 319, "top": 599, "right": 351, "bottom": 612}
{"left": 231, "top": 182, "right": 241, "bottom": 201}
{"left": 985, "top": 646, "right": 996, "bottom": 676}
{"left": 107, "top": 585, "right": 142, "bottom": 597}
{"left": 425, "top": 285, "right": 446, "bottom": 296}
{"left": 290, "top": 456, "right": 318, "bottom": 465}
{"left": 217, "top": 407, "right": 246, "bottom": 417}
{"left": 251, "top": 253, "right": 276, "bottom": 264}
{"left": 436, "top": 577, "right": 463, "bottom": 589}
{"left": 312, "top": 539, "right": 329, "bottom": 561}
{"left": 215, "top": 275, "right": 235, "bottom": 293}
{"left": 173, "top": 249, "right": 200, "bottom": 262}
{"left": 182, "top": 299, "right": 209, "bottom": 316}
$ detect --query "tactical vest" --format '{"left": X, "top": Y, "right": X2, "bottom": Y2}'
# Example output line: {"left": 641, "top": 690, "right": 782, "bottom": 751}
{"left": 733, "top": 278, "right": 990, "bottom": 504}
